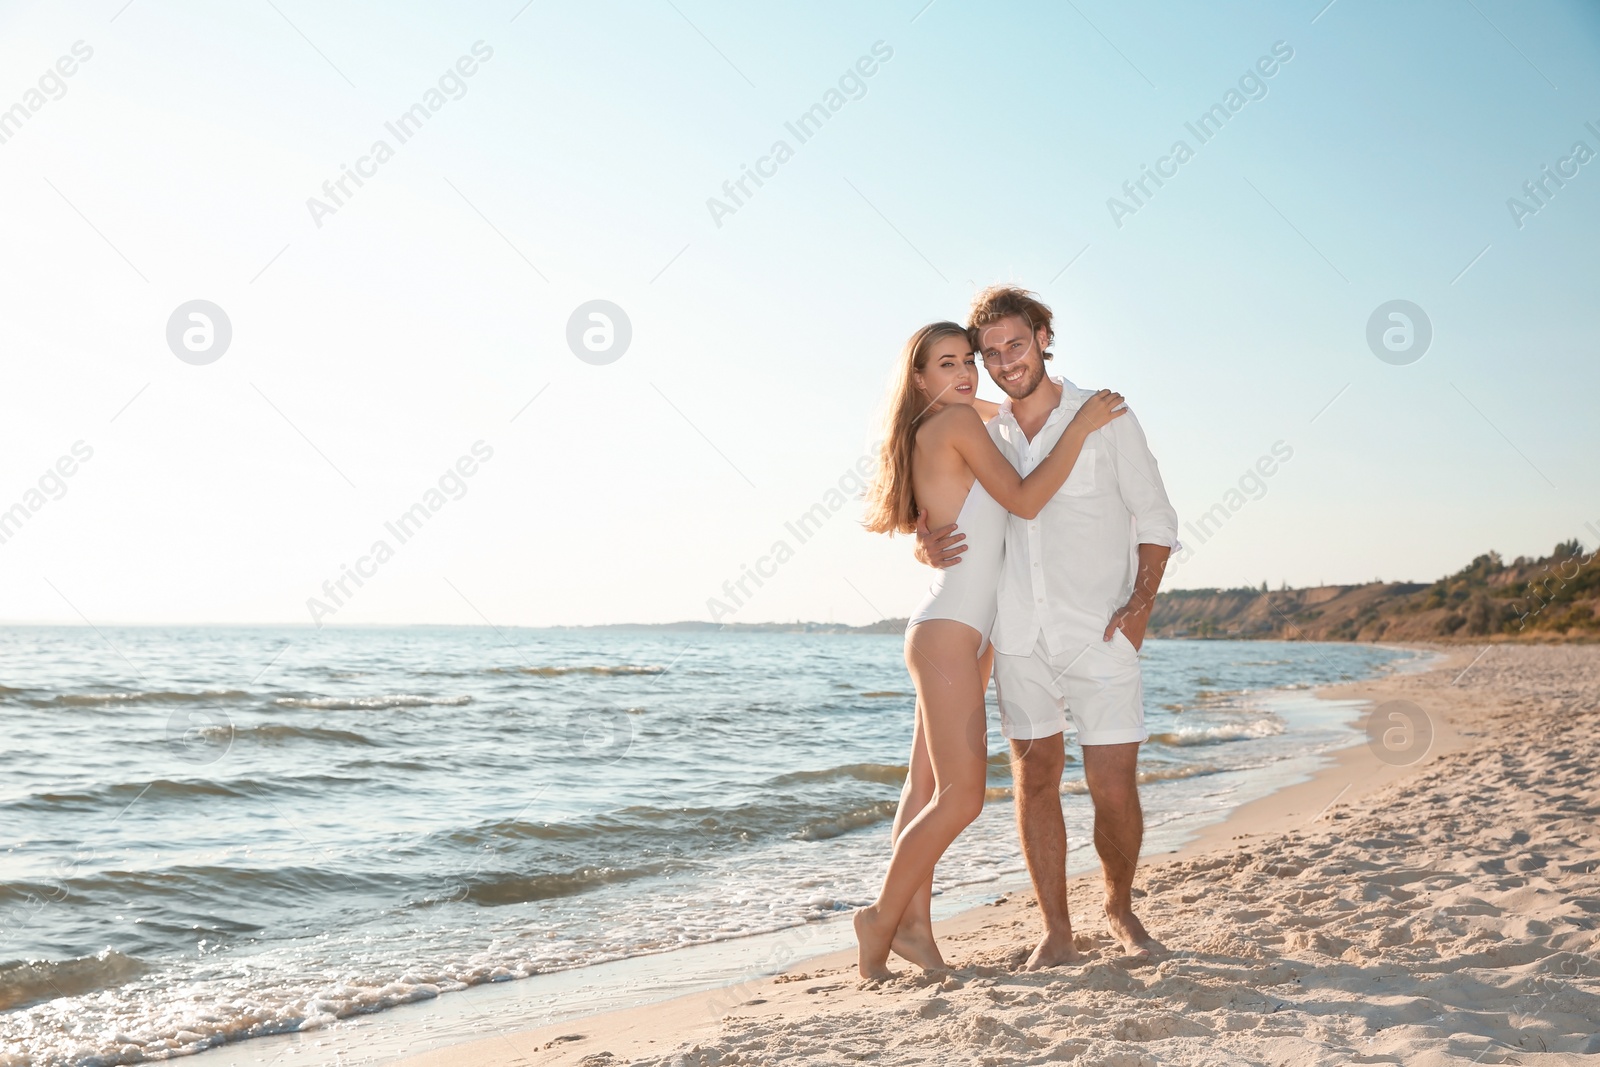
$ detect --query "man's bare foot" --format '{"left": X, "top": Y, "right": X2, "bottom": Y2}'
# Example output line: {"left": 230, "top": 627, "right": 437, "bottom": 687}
{"left": 853, "top": 906, "right": 895, "bottom": 980}
{"left": 1024, "top": 928, "right": 1083, "bottom": 970}
{"left": 1105, "top": 902, "right": 1164, "bottom": 957}
{"left": 891, "top": 919, "right": 946, "bottom": 971}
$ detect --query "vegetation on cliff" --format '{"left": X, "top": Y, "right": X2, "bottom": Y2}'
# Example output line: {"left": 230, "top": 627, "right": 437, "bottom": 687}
{"left": 1150, "top": 541, "right": 1599, "bottom": 642}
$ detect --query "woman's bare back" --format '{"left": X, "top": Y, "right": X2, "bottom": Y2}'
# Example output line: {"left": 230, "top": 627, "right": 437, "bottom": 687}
{"left": 910, "top": 407, "right": 981, "bottom": 528}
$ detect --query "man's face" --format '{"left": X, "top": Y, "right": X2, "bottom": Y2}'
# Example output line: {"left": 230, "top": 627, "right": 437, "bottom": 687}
{"left": 977, "top": 315, "right": 1050, "bottom": 400}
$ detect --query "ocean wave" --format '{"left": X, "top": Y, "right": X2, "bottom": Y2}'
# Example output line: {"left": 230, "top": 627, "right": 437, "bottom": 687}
{"left": 1162, "top": 688, "right": 1253, "bottom": 714}
{"left": 19, "top": 773, "right": 374, "bottom": 811}
{"left": 1190, "top": 686, "right": 1248, "bottom": 702}
{"left": 1140, "top": 762, "right": 1222, "bottom": 783}
{"left": 1, "top": 968, "right": 459, "bottom": 1064}
{"left": 1149, "top": 719, "right": 1285, "bottom": 746}
{"left": 33, "top": 688, "right": 252, "bottom": 708}
{"left": 20, "top": 862, "right": 393, "bottom": 904}
{"left": 772, "top": 763, "right": 908, "bottom": 787}
{"left": 211, "top": 723, "right": 377, "bottom": 746}
{"left": 441, "top": 813, "right": 645, "bottom": 846}
{"left": 792, "top": 800, "right": 899, "bottom": 841}
{"left": 0, "top": 950, "right": 150, "bottom": 1012}
{"left": 443, "top": 784, "right": 913, "bottom": 854}
{"left": 452, "top": 863, "right": 666, "bottom": 907}
{"left": 490, "top": 665, "right": 665, "bottom": 677}
{"left": 1060, "top": 763, "right": 1222, "bottom": 795}
{"left": 339, "top": 758, "right": 433, "bottom": 773}
{"left": 31, "top": 777, "right": 244, "bottom": 806}
{"left": 272, "top": 694, "right": 472, "bottom": 710}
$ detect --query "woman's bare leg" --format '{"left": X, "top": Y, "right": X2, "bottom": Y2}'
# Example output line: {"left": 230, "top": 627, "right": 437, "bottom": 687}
{"left": 890, "top": 646, "right": 993, "bottom": 968}
{"left": 855, "top": 622, "right": 988, "bottom": 978}
{"left": 889, "top": 701, "right": 943, "bottom": 969}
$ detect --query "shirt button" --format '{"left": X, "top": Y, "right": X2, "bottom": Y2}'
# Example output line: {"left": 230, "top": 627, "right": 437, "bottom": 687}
{"left": 1033, "top": 562, "right": 1040, "bottom": 568}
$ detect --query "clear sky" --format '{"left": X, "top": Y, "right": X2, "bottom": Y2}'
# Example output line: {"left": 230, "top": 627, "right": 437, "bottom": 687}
{"left": 1, "top": 0, "right": 1597, "bottom": 627}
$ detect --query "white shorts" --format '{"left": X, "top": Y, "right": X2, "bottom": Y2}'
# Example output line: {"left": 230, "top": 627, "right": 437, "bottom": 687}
{"left": 993, "top": 630, "right": 1148, "bottom": 745}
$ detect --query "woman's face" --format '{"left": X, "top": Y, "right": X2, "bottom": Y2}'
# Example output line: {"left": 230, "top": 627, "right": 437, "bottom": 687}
{"left": 914, "top": 335, "right": 979, "bottom": 409}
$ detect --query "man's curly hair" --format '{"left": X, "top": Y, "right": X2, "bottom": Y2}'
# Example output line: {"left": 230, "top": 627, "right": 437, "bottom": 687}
{"left": 967, "top": 285, "right": 1054, "bottom": 359}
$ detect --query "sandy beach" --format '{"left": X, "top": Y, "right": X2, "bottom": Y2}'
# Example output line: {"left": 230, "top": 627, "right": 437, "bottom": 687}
{"left": 389, "top": 643, "right": 1600, "bottom": 1066}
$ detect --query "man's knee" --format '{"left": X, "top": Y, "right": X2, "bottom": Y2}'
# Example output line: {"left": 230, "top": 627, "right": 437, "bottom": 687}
{"left": 1011, "top": 734, "right": 1066, "bottom": 788}
{"left": 1082, "top": 745, "right": 1138, "bottom": 793}
{"left": 1087, "top": 772, "right": 1139, "bottom": 814}
{"left": 1087, "top": 784, "right": 1143, "bottom": 851}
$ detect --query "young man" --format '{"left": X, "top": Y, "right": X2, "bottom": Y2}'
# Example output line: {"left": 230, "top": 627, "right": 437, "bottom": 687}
{"left": 915, "top": 286, "right": 1179, "bottom": 968}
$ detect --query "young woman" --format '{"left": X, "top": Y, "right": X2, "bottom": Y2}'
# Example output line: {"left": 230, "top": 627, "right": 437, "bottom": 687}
{"left": 856, "top": 321, "right": 1125, "bottom": 979}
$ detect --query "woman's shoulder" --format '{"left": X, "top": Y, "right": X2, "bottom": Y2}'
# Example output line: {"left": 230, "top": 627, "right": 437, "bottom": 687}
{"left": 921, "top": 403, "right": 985, "bottom": 434}
{"left": 912, "top": 405, "right": 977, "bottom": 458}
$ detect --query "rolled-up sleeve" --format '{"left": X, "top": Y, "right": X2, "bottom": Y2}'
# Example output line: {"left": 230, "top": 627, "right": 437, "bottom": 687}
{"left": 1106, "top": 409, "right": 1180, "bottom": 549}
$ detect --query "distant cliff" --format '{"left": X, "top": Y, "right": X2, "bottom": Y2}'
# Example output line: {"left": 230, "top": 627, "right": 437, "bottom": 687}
{"left": 567, "top": 618, "right": 910, "bottom": 635}
{"left": 1149, "top": 541, "right": 1600, "bottom": 642}
{"left": 578, "top": 543, "right": 1599, "bottom": 642}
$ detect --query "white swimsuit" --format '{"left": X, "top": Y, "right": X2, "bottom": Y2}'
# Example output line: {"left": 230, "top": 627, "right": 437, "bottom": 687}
{"left": 906, "top": 478, "right": 1008, "bottom": 650}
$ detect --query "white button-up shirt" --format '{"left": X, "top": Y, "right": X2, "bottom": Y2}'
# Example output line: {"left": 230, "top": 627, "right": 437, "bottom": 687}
{"left": 987, "top": 376, "right": 1180, "bottom": 658}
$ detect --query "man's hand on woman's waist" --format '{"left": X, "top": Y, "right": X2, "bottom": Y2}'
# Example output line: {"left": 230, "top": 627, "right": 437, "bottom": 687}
{"left": 913, "top": 508, "right": 966, "bottom": 569}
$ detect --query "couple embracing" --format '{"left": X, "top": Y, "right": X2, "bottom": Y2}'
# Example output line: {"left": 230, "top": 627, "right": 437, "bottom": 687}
{"left": 856, "top": 286, "right": 1180, "bottom": 979}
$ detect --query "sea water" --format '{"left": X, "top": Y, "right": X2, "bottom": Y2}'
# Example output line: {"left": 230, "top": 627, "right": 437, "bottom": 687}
{"left": 0, "top": 626, "right": 1418, "bottom": 1064}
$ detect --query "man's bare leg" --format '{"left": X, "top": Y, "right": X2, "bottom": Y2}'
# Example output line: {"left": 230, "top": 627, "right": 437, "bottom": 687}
{"left": 1082, "top": 741, "right": 1163, "bottom": 956}
{"left": 1010, "top": 732, "right": 1082, "bottom": 969}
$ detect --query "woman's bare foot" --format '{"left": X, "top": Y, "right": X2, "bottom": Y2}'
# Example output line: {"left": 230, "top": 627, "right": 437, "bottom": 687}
{"left": 890, "top": 919, "right": 946, "bottom": 971}
{"left": 1024, "top": 928, "right": 1083, "bottom": 970}
{"left": 853, "top": 905, "right": 895, "bottom": 980}
{"left": 1105, "top": 902, "right": 1165, "bottom": 957}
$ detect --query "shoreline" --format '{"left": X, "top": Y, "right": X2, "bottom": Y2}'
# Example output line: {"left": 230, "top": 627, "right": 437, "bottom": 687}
{"left": 336, "top": 643, "right": 1466, "bottom": 1067}
{"left": 543, "top": 638, "right": 1595, "bottom": 1065}
{"left": 22, "top": 637, "right": 1411, "bottom": 1067}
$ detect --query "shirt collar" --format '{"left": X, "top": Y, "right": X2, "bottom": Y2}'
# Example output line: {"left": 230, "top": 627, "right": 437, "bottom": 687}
{"left": 999, "top": 374, "right": 1080, "bottom": 422}
{"left": 1051, "top": 375, "right": 1081, "bottom": 413}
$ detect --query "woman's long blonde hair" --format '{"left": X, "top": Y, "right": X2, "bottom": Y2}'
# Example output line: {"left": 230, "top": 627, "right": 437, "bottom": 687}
{"left": 863, "top": 321, "right": 971, "bottom": 535}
